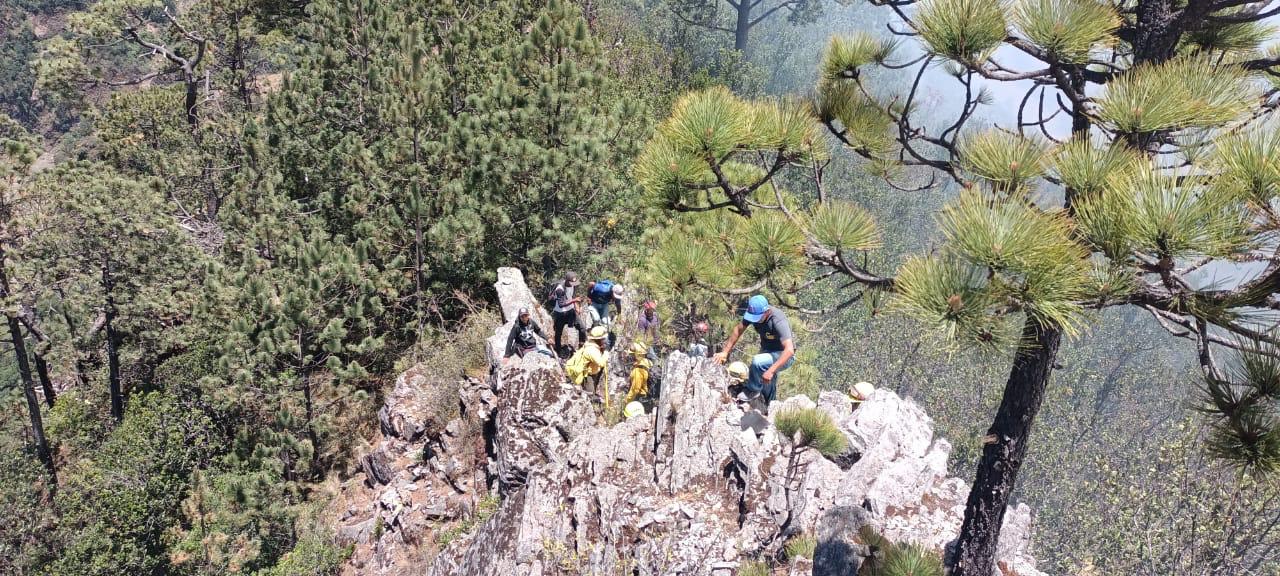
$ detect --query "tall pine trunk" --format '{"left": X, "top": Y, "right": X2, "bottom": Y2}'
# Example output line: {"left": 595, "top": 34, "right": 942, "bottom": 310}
{"left": 11, "top": 316, "right": 55, "bottom": 481}
{"left": 102, "top": 260, "right": 124, "bottom": 422}
{"left": 733, "top": 3, "right": 751, "bottom": 52}
{"left": 302, "top": 371, "right": 321, "bottom": 477}
{"left": 950, "top": 318, "right": 1061, "bottom": 576}
{"left": 0, "top": 249, "right": 55, "bottom": 480}
{"left": 34, "top": 352, "right": 55, "bottom": 407}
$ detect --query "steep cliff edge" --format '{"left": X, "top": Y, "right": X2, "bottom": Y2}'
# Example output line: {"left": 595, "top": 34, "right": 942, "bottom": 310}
{"left": 332, "top": 268, "right": 1045, "bottom": 576}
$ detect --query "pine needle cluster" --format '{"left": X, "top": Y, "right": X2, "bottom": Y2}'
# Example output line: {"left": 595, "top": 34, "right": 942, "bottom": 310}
{"left": 775, "top": 408, "right": 849, "bottom": 456}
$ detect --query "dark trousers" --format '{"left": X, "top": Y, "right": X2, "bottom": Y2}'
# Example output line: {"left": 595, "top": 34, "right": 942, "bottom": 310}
{"left": 553, "top": 309, "right": 585, "bottom": 351}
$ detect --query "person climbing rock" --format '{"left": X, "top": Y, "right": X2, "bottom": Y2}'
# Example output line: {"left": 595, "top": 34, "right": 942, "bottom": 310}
{"left": 503, "top": 307, "right": 552, "bottom": 363}
{"left": 624, "top": 341, "right": 652, "bottom": 405}
{"left": 565, "top": 325, "right": 609, "bottom": 401}
{"left": 637, "top": 300, "right": 660, "bottom": 344}
{"left": 687, "top": 321, "right": 709, "bottom": 358}
{"left": 585, "top": 279, "right": 624, "bottom": 327}
{"left": 549, "top": 271, "right": 586, "bottom": 356}
{"left": 713, "top": 294, "right": 795, "bottom": 410}
{"left": 850, "top": 381, "right": 876, "bottom": 409}
{"left": 585, "top": 280, "right": 624, "bottom": 349}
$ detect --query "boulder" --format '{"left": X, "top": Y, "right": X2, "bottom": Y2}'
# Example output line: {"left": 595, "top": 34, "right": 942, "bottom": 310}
{"left": 491, "top": 353, "right": 595, "bottom": 493}
{"left": 340, "top": 268, "right": 1048, "bottom": 576}
{"left": 426, "top": 350, "right": 1047, "bottom": 576}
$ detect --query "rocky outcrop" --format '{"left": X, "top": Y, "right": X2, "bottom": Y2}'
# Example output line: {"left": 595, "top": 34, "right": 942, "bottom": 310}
{"left": 336, "top": 268, "right": 1047, "bottom": 576}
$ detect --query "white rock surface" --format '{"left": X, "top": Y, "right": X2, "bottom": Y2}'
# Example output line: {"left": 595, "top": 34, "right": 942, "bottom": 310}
{"left": 340, "top": 267, "right": 1047, "bottom": 576}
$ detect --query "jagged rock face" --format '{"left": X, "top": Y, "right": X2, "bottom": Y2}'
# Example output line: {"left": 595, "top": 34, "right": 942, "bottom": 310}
{"left": 339, "top": 267, "right": 1046, "bottom": 576}
{"left": 429, "top": 350, "right": 1045, "bottom": 576}
{"left": 491, "top": 354, "right": 596, "bottom": 492}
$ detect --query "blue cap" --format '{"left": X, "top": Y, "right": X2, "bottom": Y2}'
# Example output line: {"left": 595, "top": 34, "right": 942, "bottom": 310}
{"left": 743, "top": 295, "right": 770, "bottom": 323}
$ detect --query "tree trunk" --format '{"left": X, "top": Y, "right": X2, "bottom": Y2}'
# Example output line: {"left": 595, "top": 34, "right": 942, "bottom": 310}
{"left": 302, "top": 371, "right": 321, "bottom": 476}
{"left": 0, "top": 251, "right": 55, "bottom": 480}
{"left": 103, "top": 262, "right": 124, "bottom": 423}
{"left": 34, "top": 352, "right": 55, "bottom": 408}
{"left": 1133, "top": 0, "right": 1183, "bottom": 63}
{"left": 12, "top": 316, "right": 55, "bottom": 481}
{"left": 184, "top": 72, "right": 200, "bottom": 127}
{"left": 734, "top": 3, "right": 751, "bottom": 52}
{"left": 950, "top": 317, "right": 1061, "bottom": 576}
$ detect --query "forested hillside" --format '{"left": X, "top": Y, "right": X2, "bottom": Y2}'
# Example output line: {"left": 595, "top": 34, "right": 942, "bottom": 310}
{"left": 1, "top": 0, "right": 1279, "bottom": 574}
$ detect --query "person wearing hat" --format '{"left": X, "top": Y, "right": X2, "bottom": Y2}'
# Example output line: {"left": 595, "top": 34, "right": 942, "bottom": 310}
{"left": 503, "top": 307, "right": 552, "bottom": 364}
{"left": 585, "top": 280, "right": 624, "bottom": 324}
{"left": 566, "top": 325, "right": 610, "bottom": 400}
{"left": 550, "top": 271, "right": 587, "bottom": 355}
{"left": 637, "top": 300, "right": 660, "bottom": 344}
{"left": 687, "top": 321, "right": 710, "bottom": 358}
{"left": 850, "top": 381, "right": 876, "bottom": 410}
{"left": 623, "top": 401, "right": 646, "bottom": 419}
{"left": 624, "top": 341, "right": 653, "bottom": 405}
{"left": 713, "top": 294, "right": 795, "bottom": 408}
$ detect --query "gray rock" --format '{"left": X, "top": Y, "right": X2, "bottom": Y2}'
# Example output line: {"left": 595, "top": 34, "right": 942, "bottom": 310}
{"left": 813, "top": 506, "right": 871, "bottom": 576}
{"left": 491, "top": 354, "right": 594, "bottom": 493}
{"left": 361, "top": 450, "right": 394, "bottom": 487}
{"left": 349, "top": 268, "right": 1048, "bottom": 576}
{"left": 336, "top": 518, "right": 377, "bottom": 546}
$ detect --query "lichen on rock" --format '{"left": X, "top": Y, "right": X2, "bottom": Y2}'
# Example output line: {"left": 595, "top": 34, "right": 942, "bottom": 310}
{"left": 335, "top": 268, "right": 1046, "bottom": 576}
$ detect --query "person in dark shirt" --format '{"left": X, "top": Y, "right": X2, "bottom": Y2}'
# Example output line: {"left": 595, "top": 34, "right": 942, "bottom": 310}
{"left": 713, "top": 294, "right": 795, "bottom": 409}
{"left": 504, "top": 307, "right": 551, "bottom": 363}
{"left": 550, "top": 271, "right": 586, "bottom": 355}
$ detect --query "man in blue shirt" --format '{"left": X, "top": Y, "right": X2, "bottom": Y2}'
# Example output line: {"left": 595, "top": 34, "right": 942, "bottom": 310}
{"left": 713, "top": 294, "right": 795, "bottom": 409}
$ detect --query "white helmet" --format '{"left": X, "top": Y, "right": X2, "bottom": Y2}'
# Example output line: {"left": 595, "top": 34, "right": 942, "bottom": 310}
{"left": 851, "top": 381, "right": 876, "bottom": 402}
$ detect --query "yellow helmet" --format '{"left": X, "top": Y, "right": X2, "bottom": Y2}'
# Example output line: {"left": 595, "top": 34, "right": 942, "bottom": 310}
{"left": 727, "top": 361, "right": 749, "bottom": 382}
{"left": 588, "top": 326, "right": 608, "bottom": 340}
{"left": 623, "top": 401, "right": 645, "bottom": 419}
{"left": 630, "top": 341, "right": 649, "bottom": 356}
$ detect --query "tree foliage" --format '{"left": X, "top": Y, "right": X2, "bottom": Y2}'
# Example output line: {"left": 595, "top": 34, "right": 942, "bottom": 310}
{"left": 638, "top": 0, "right": 1280, "bottom": 572}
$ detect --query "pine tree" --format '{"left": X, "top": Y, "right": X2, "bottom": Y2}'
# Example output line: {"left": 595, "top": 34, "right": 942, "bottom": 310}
{"left": 227, "top": 0, "right": 650, "bottom": 332}
{"left": 638, "top": 5, "right": 1280, "bottom": 572}
{"left": 669, "top": 0, "right": 831, "bottom": 52}
{"left": 20, "top": 162, "right": 206, "bottom": 423}
{"left": 0, "top": 114, "right": 54, "bottom": 480}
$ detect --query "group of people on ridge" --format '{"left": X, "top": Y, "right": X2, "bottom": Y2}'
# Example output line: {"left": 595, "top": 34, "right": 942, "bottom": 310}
{"left": 504, "top": 271, "right": 875, "bottom": 417}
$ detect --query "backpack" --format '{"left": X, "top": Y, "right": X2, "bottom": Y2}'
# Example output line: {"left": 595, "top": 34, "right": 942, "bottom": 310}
{"left": 565, "top": 348, "right": 592, "bottom": 386}
{"left": 589, "top": 280, "right": 614, "bottom": 304}
{"left": 544, "top": 281, "right": 564, "bottom": 310}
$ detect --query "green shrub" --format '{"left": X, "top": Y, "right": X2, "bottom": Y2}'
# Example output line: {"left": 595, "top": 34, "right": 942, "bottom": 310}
{"left": 738, "top": 559, "right": 771, "bottom": 576}
{"left": 775, "top": 408, "right": 848, "bottom": 457}
{"left": 0, "top": 408, "right": 56, "bottom": 574}
{"left": 785, "top": 532, "right": 817, "bottom": 561}
{"left": 859, "top": 527, "right": 945, "bottom": 576}
{"left": 252, "top": 535, "right": 351, "bottom": 576}
{"left": 881, "top": 542, "right": 944, "bottom": 576}
{"left": 45, "top": 392, "right": 214, "bottom": 576}
{"left": 43, "top": 389, "right": 109, "bottom": 457}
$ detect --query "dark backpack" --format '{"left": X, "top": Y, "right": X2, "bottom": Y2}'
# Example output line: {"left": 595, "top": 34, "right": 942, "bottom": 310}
{"left": 589, "top": 280, "right": 614, "bottom": 304}
{"left": 544, "top": 281, "right": 563, "bottom": 310}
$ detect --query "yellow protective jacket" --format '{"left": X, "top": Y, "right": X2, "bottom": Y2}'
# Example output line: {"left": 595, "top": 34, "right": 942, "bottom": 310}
{"left": 566, "top": 341, "right": 608, "bottom": 386}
